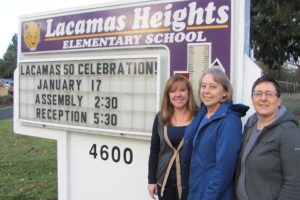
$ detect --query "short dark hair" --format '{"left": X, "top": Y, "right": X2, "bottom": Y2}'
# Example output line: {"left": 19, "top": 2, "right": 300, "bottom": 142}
{"left": 251, "top": 75, "right": 281, "bottom": 97}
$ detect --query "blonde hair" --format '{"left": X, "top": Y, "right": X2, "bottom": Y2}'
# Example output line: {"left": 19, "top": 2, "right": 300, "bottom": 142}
{"left": 160, "top": 75, "right": 198, "bottom": 125}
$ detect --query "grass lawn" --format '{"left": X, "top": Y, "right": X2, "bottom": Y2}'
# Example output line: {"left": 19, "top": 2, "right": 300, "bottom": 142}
{"left": 0, "top": 119, "right": 57, "bottom": 200}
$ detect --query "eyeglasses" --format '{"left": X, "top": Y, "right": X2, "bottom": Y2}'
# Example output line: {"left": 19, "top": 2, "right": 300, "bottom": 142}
{"left": 252, "top": 91, "right": 278, "bottom": 98}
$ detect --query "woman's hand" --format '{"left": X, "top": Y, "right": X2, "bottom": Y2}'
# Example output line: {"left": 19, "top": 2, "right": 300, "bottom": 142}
{"left": 147, "top": 184, "right": 157, "bottom": 199}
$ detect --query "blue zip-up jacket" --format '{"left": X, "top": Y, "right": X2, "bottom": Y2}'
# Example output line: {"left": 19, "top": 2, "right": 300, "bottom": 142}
{"left": 182, "top": 102, "right": 249, "bottom": 200}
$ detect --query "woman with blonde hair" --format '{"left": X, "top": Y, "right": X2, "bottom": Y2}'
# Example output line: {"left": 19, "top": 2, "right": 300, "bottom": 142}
{"left": 148, "top": 75, "right": 198, "bottom": 200}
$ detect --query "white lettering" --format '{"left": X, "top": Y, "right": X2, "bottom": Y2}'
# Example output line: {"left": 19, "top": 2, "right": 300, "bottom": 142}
{"left": 216, "top": 6, "right": 229, "bottom": 24}
{"left": 145, "top": 31, "right": 206, "bottom": 44}
{"left": 56, "top": 22, "right": 66, "bottom": 36}
{"left": 65, "top": 21, "right": 75, "bottom": 35}
{"left": 150, "top": 11, "right": 163, "bottom": 28}
{"left": 172, "top": 7, "right": 188, "bottom": 32}
{"left": 45, "top": 19, "right": 56, "bottom": 37}
{"left": 86, "top": 18, "right": 104, "bottom": 33}
{"left": 62, "top": 35, "right": 143, "bottom": 49}
{"left": 132, "top": 7, "right": 151, "bottom": 29}
{"left": 45, "top": 15, "right": 127, "bottom": 38}
{"left": 205, "top": 2, "right": 216, "bottom": 24}
{"left": 188, "top": 2, "right": 205, "bottom": 26}
{"left": 45, "top": 2, "right": 230, "bottom": 38}
{"left": 75, "top": 20, "right": 86, "bottom": 34}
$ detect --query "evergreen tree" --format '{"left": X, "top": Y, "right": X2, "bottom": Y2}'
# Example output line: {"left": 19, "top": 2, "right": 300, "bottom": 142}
{"left": 0, "top": 33, "right": 17, "bottom": 79}
{"left": 250, "top": 0, "right": 300, "bottom": 78}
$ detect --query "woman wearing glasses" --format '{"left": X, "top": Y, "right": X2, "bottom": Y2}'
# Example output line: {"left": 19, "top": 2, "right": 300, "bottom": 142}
{"left": 236, "top": 75, "right": 300, "bottom": 200}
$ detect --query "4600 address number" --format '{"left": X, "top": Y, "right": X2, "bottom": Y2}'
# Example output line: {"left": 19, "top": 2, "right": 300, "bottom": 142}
{"left": 89, "top": 144, "right": 133, "bottom": 164}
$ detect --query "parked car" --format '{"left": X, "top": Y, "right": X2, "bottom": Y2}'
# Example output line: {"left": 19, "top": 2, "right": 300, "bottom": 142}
{"left": 0, "top": 79, "right": 13, "bottom": 88}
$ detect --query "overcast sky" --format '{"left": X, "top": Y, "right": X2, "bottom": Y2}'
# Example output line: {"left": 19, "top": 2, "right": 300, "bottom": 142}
{"left": 0, "top": 0, "right": 119, "bottom": 59}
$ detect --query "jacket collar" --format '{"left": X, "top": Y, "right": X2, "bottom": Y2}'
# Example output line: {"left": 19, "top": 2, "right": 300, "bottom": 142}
{"left": 245, "top": 106, "right": 298, "bottom": 130}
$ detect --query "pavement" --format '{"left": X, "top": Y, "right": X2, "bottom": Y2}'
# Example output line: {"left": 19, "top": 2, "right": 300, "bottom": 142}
{"left": 0, "top": 107, "right": 13, "bottom": 120}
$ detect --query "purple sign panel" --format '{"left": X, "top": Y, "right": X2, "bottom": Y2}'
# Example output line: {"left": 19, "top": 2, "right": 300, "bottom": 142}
{"left": 21, "top": 0, "right": 231, "bottom": 75}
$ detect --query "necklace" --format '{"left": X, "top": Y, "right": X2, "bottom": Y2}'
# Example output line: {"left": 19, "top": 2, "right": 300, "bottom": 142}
{"left": 172, "top": 112, "right": 191, "bottom": 126}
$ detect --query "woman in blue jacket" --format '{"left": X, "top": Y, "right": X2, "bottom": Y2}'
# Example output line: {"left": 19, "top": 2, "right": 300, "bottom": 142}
{"left": 182, "top": 68, "right": 249, "bottom": 200}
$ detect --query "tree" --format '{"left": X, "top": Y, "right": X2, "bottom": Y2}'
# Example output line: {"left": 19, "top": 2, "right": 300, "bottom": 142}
{"left": 250, "top": 0, "right": 300, "bottom": 79}
{"left": 0, "top": 33, "right": 17, "bottom": 79}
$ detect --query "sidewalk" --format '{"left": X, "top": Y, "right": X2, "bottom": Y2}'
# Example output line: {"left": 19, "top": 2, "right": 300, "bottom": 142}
{"left": 0, "top": 106, "right": 13, "bottom": 120}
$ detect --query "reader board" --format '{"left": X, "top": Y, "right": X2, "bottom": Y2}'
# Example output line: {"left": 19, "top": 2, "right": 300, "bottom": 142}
{"left": 15, "top": 0, "right": 260, "bottom": 199}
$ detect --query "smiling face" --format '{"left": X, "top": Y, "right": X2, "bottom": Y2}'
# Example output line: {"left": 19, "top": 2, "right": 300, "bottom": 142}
{"left": 252, "top": 81, "right": 282, "bottom": 119}
{"left": 169, "top": 81, "right": 189, "bottom": 110}
{"left": 199, "top": 73, "right": 228, "bottom": 113}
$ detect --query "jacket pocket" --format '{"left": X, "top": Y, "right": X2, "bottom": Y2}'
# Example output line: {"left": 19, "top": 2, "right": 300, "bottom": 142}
{"left": 260, "top": 137, "right": 276, "bottom": 144}
{"left": 267, "top": 179, "right": 281, "bottom": 199}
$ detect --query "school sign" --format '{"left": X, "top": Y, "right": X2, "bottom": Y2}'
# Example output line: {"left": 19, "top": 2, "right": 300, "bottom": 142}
{"left": 15, "top": 0, "right": 260, "bottom": 199}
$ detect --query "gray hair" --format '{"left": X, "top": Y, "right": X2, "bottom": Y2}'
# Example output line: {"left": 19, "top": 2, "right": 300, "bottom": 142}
{"left": 199, "top": 67, "right": 233, "bottom": 103}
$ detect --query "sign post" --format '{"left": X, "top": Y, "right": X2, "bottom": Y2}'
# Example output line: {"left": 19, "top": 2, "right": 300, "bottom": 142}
{"left": 15, "top": 0, "right": 260, "bottom": 199}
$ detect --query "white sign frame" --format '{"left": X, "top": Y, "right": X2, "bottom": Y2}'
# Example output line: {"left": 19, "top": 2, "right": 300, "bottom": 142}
{"left": 18, "top": 54, "right": 162, "bottom": 139}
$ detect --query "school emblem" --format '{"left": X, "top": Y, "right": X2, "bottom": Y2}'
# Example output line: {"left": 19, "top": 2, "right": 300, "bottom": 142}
{"left": 24, "top": 22, "right": 41, "bottom": 51}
